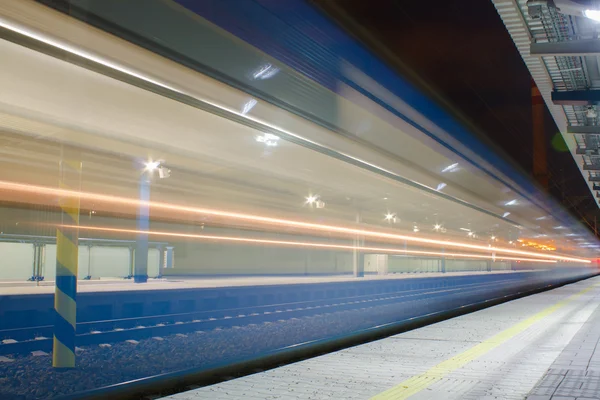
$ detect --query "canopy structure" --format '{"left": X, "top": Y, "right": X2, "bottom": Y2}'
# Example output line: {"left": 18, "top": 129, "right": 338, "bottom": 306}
{"left": 492, "top": 0, "right": 600, "bottom": 206}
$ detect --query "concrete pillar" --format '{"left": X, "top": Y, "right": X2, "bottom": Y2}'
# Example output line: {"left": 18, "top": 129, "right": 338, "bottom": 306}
{"left": 440, "top": 249, "right": 446, "bottom": 273}
{"left": 128, "top": 247, "right": 134, "bottom": 279}
{"left": 165, "top": 246, "right": 174, "bottom": 269}
{"left": 158, "top": 246, "right": 165, "bottom": 277}
{"left": 352, "top": 212, "right": 364, "bottom": 277}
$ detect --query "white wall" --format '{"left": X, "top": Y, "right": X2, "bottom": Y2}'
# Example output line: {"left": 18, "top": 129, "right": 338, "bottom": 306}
{"left": 0, "top": 242, "right": 163, "bottom": 280}
{"left": 148, "top": 248, "right": 160, "bottom": 277}
{"left": 43, "top": 244, "right": 91, "bottom": 280}
{"left": 0, "top": 243, "right": 34, "bottom": 280}
{"left": 389, "top": 256, "right": 440, "bottom": 273}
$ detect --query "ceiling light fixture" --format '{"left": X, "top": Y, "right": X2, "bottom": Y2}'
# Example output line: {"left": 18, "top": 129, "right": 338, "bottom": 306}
{"left": 584, "top": 9, "right": 600, "bottom": 22}
{"left": 256, "top": 133, "right": 279, "bottom": 147}
{"left": 441, "top": 163, "right": 459, "bottom": 173}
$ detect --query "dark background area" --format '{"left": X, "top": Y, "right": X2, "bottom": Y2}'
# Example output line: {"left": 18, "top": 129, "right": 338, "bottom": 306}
{"left": 313, "top": 0, "right": 599, "bottom": 229}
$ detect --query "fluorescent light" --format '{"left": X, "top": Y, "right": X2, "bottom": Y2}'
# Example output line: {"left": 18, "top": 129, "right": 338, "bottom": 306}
{"left": 252, "top": 64, "right": 280, "bottom": 80}
{"left": 144, "top": 160, "right": 160, "bottom": 171}
{"left": 436, "top": 183, "right": 447, "bottom": 191}
{"left": 241, "top": 99, "right": 257, "bottom": 115}
{"left": 441, "top": 163, "right": 459, "bottom": 173}
{"left": 434, "top": 224, "right": 442, "bottom": 231}
{"left": 505, "top": 199, "right": 518, "bottom": 206}
{"left": 256, "top": 133, "right": 279, "bottom": 147}
{"left": 584, "top": 9, "right": 600, "bottom": 22}
{"left": 502, "top": 212, "right": 511, "bottom": 218}
{"left": 305, "top": 195, "right": 318, "bottom": 205}
{"left": 460, "top": 228, "right": 471, "bottom": 232}
{"left": 384, "top": 213, "right": 397, "bottom": 222}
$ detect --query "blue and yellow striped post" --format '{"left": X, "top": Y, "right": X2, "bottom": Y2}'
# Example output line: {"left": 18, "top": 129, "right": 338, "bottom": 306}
{"left": 53, "top": 159, "right": 82, "bottom": 368}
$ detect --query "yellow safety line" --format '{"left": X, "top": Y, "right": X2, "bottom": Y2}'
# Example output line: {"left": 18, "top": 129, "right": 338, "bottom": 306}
{"left": 371, "top": 281, "right": 600, "bottom": 400}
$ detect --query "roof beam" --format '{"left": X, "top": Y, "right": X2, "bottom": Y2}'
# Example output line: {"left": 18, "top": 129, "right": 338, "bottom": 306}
{"left": 531, "top": 40, "right": 600, "bottom": 57}
{"left": 552, "top": 90, "right": 600, "bottom": 106}
{"left": 567, "top": 126, "right": 600, "bottom": 134}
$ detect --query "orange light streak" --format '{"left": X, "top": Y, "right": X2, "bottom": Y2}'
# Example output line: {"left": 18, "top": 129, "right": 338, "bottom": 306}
{"left": 65, "top": 224, "right": 557, "bottom": 263}
{"left": 0, "top": 180, "right": 590, "bottom": 263}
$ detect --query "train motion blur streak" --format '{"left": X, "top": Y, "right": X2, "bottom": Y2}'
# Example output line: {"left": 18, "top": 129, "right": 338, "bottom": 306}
{"left": 0, "top": 180, "right": 590, "bottom": 263}
{"left": 0, "top": 1, "right": 598, "bottom": 399}
{"left": 61, "top": 224, "right": 559, "bottom": 264}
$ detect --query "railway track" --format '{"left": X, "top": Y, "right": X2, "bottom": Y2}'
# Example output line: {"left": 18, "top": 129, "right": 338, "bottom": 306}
{"left": 0, "top": 278, "right": 518, "bottom": 355}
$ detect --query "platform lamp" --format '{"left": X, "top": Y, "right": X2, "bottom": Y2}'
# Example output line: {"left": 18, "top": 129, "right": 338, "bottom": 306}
{"left": 134, "top": 159, "right": 170, "bottom": 283}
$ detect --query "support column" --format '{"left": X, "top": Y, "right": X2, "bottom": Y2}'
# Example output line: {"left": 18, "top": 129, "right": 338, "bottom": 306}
{"left": 440, "top": 248, "right": 446, "bottom": 273}
{"left": 38, "top": 244, "right": 46, "bottom": 282}
{"left": 53, "top": 158, "right": 81, "bottom": 369}
{"left": 158, "top": 246, "right": 165, "bottom": 278}
{"left": 128, "top": 247, "right": 134, "bottom": 279}
{"left": 134, "top": 175, "right": 150, "bottom": 283}
{"left": 83, "top": 245, "right": 92, "bottom": 280}
{"left": 29, "top": 244, "right": 40, "bottom": 282}
{"left": 353, "top": 213, "right": 364, "bottom": 277}
{"left": 165, "top": 246, "right": 174, "bottom": 269}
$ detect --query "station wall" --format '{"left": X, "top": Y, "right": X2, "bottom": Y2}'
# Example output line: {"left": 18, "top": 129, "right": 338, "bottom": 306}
{"left": 0, "top": 243, "right": 160, "bottom": 281}
{"left": 0, "top": 207, "right": 512, "bottom": 279}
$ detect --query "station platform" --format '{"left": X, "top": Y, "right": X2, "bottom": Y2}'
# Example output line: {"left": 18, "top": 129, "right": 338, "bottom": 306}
{"left": 0, "top": 270, "right": 526, "bottom": 295}
{"left": 163, "top": 275, "right": 600, "bottom": 400}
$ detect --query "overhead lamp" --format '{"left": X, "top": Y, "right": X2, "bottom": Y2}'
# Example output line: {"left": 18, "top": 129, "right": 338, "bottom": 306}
{"left": 434, "top": 224, "right": 442, "bottom": 231}
{"left": 584, "top": 9, "right": 600, "bottom": 22}
{"left": 413, "top": 225, "right": 419, "bottom": 233}
{"left": 144, "top": 160, "right": 160, "bottom": 171}
{"left": 252, "top": 63, "right": 280, "bottom": 80}
{"left": 503, "top": 212, "right": 511, "bottom": 218}
{"left": 491, "top": 236, "right": 496, "bottom": 240}
{"left": 505, "top": 199, "right": 518, "bottom": 206}
{"left": 385, "top": 213, "right": 397, "bottom": 223}
{"left": 436, "top": 183, "right": 447, "bottom": 191}
{"left": 468, "top": 231, "right": 474, "bottom": 237}
{"left": 306, "top": 195, "right": 325, "bottom": 209}
{"left": 256, "top": 133, "right": 280, "bottom": 147}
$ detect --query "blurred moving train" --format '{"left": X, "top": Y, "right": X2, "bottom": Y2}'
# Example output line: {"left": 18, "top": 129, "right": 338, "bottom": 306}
{"left": 0, "top": 0, "right": 596, "bottom": 279}
{"left": 0, "top": 0, "right": 598, "bottom": 398}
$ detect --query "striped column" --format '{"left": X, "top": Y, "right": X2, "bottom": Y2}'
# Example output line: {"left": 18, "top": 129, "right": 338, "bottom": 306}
{"left": 53, "top": 159, "right": 82, "bottom": 368}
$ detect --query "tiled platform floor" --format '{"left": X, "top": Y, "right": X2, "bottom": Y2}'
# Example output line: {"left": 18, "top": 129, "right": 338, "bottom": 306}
{"left": 526, "top": 298, "right": 600, "bottom": 400}
{"left": 162, "top": 276, "right": 600, "bottom": 400}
